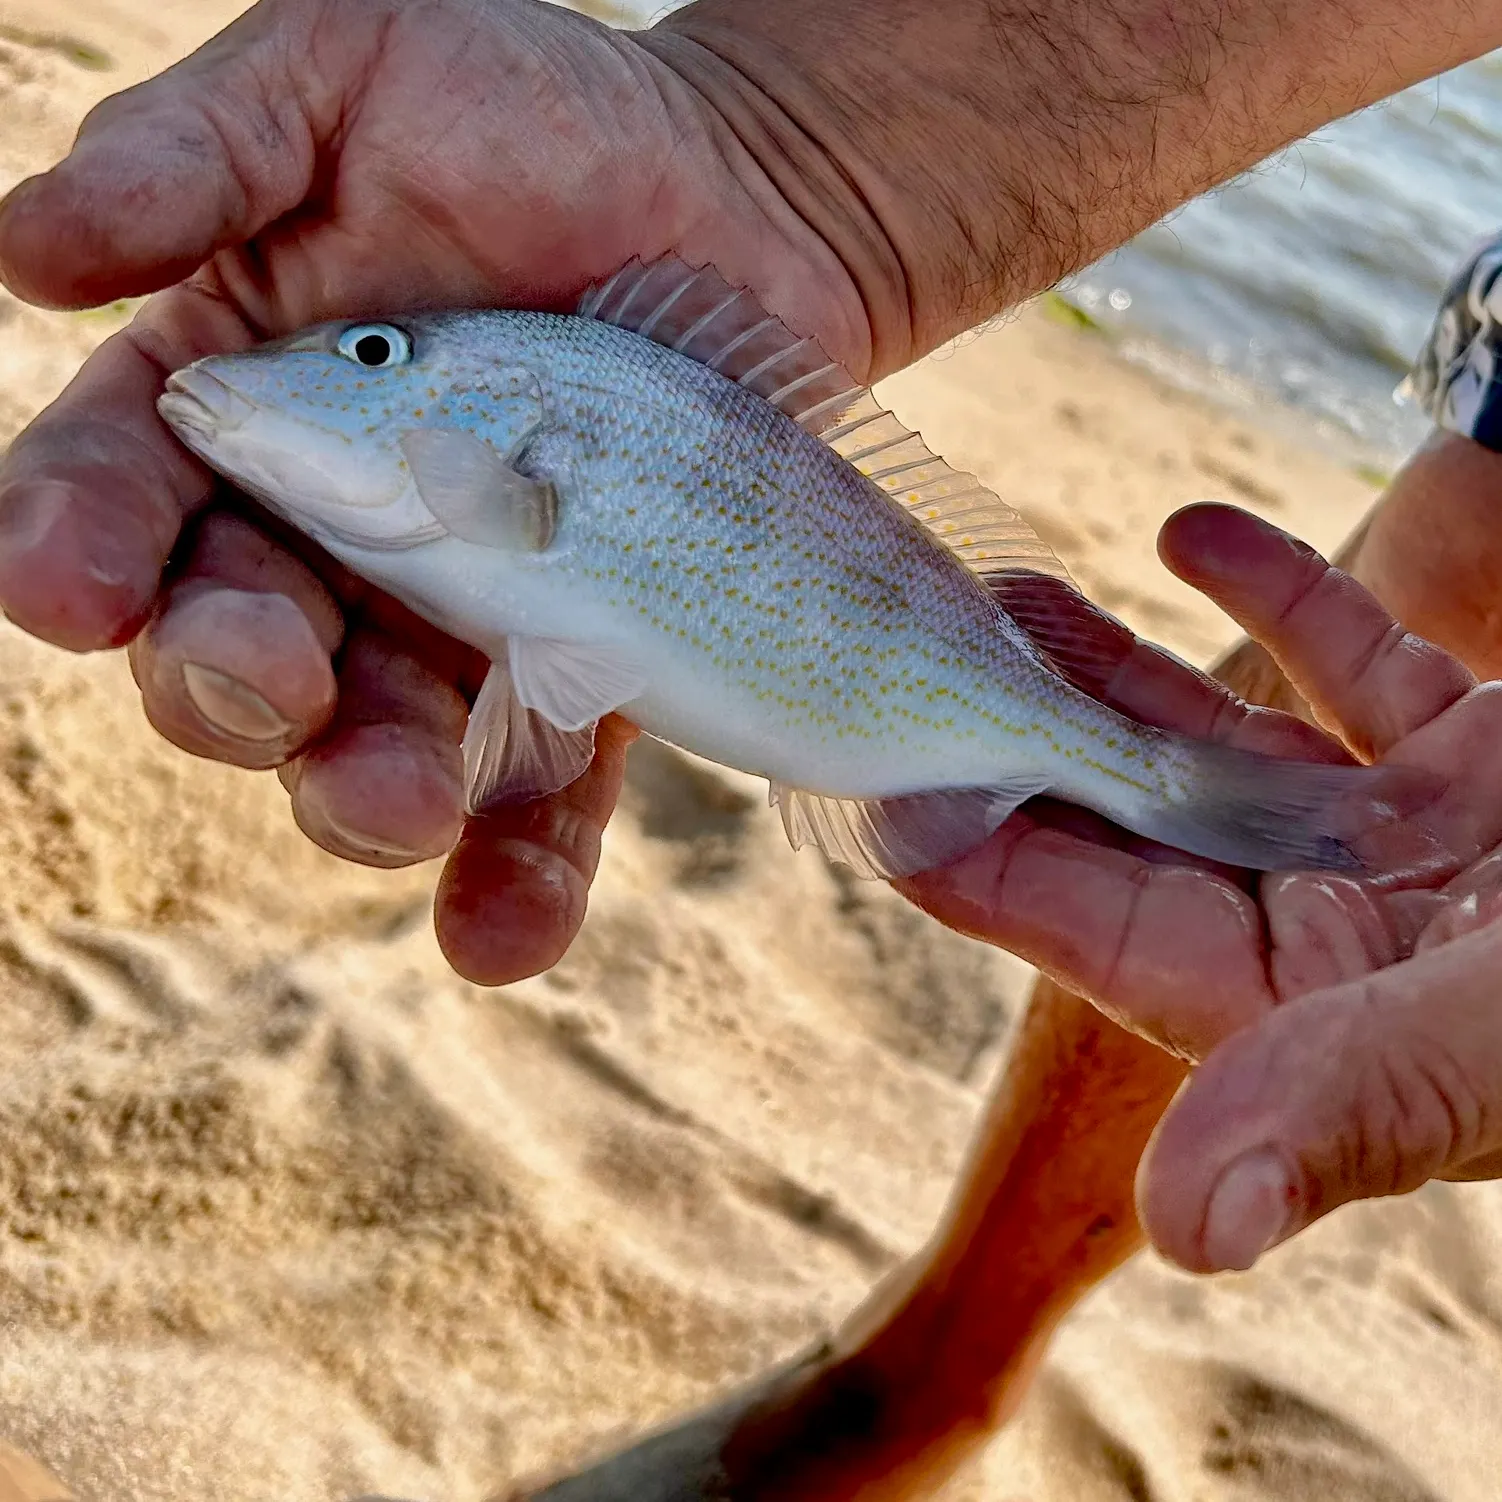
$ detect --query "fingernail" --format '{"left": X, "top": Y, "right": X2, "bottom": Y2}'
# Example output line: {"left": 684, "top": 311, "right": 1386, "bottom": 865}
{"left": 321, "top": 815, "right": 423, "bottom": 867}
{"left": 0, "top": 484, "right": 67, "bottom": 561}
{"left": 295, "top": 776, "right": 425, "bottom": 866}
{"left": 1202, "top": 1149, "right": 1298, "bottom": 1271}
{"left": 182, "top": 662, "right": 295, "bottom": 742}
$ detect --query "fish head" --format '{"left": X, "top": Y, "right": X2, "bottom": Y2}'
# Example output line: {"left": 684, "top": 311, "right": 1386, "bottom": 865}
{"left": 156, "top": 313, "right": 546, "bottom": 563}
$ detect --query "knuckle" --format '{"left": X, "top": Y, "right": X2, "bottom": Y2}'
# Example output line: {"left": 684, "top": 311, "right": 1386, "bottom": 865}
{"left": 1341, "top": 989, "right": 1484, "bottom": 1195}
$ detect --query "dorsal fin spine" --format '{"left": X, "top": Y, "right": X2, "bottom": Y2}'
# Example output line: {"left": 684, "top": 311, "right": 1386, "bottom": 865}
{"left": 788, "top": 389, "right": 858, "bottom": 427}
{"left": 766, "top": 362, "right": 842, "bottom": 406}
{"left": 574, "top": 253, "right": 1076, "bottom": 589}
{"left": 637, "top": 274, "right": 697, "bottom": 339}
{"left": 821, "top": 416, "right": 885, "bottom": 444}
{"left": 611, "top": 277, "right": 651, "bottom": 323}
{"left": 738, "top": 338, "right": 813, "bottom": 387}
{"left": 870, "top": 459, "right": 937, "bottom": 483}
{"left": 707, "top": 315, "right": 781, "bottom": 372}
{"left": 673, "top": 292, "right": 742, "bottom": 354}
{"left": 576, "top": 264, "right": 627, "bottom": 320}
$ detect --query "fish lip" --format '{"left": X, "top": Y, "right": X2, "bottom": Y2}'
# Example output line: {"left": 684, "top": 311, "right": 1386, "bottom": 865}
{"left": 157, "top": 366, "right": 254, "bottom": 438}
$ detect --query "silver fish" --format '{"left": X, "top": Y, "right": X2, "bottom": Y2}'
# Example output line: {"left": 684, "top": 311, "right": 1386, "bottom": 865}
{"left": 157, "top": 255, "right": 1421, "bottom": 879}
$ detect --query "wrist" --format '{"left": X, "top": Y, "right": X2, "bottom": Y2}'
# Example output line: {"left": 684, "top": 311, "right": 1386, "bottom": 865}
{"left": 630, "top": 22, "right": 916, "bottom": 380}
{"left": 645, "top": 0, "right": 1502, "bottom": 379}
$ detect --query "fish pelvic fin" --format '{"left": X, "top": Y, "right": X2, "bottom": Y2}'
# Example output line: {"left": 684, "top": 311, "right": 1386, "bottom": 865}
{"left": 463, "top": 655, "right": 597, "bottom": 814}
{"left": 578, "top": 256, "right": 1076, "bottom": 588}
{"left": 770, "top": 774, "right": 1052, "bottom": 880}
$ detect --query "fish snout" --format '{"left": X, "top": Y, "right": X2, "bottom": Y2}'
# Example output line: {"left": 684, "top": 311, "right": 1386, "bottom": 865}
{"left": 157, "top": 365, "right": 257, "bottom": 439}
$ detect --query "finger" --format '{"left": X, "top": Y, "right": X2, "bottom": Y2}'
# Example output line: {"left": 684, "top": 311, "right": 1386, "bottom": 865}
{"left": 1137, "top": 917, "right": 1502, "bottom": 1273}
{"left": 436, "top": 717, "right": 639, "bottom": 986}
{"left": 896, "top": 613, "right": 1367, "bottom": 1057}
{"left": 128, "top": 511, "right": 342, "bottom": 766}
{"left": 0, "top": 288, "right": 263, "bottom": 651}
{"left": 1101, "top": 637, "right": 1344, "bottom": 766}
{"left": 1160, "top": 503, "right": 1476, "bottom": 761}
{"left": 0, "top": 4, "right": 318, "bottom": 309}
{"left": 898, "top": 815, "right": 1273, "bottom": 1059}
{"left": 991, "top": 569, "right": 1344, "bottom": 766}
{"left": 1418, "top": 849, "right": 1502, "bottom": 952}
{"left": 281, "top": 631, "right": 469, "bottom": 867}
{"left": 0, "top": 0, "right": 344, "bottom": 651}
{"left": 1327, "top": 679, "right": 1502, "bottom": 877}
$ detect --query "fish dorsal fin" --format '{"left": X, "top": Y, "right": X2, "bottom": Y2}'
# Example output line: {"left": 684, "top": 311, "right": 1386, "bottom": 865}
{"left": 822, "top": 393, "right": 1075, "bottom": 585}
{"left": 578, "top": 256, "right": 1075, "bottom": 586}
{"left": 578, "top": 256, "right": 861, "bottom": 434}
{"left": 984, "top": 571, "right": 1137, "bottom": 698}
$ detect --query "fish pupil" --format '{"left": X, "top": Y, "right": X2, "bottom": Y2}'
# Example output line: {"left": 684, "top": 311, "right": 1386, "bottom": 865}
{"left": 354, "top": 334, "right": 393, "bottom": 366}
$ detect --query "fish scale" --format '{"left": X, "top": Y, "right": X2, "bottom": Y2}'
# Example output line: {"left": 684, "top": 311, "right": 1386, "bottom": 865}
{"left": 156, "top": 254, "right": 1431, "bottom": 880}
{"left": 481, "top": 317, "right": 1143, "bottom": 787}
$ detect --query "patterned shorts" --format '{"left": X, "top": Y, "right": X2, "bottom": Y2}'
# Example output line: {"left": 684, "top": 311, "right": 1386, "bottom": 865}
{"left": 1407, "top": 230, "right": 1502, "bottom": 451}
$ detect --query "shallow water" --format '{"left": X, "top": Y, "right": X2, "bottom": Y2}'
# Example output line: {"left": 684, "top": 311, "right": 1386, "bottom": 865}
{"left": 624, "top": 7, "right": 1498, "bottom": 463}
{"left": 1066, "top": 54, "right": 1502, "bottom": 462}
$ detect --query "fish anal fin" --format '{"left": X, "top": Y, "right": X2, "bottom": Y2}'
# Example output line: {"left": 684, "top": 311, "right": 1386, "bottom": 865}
{"left": 770, "top": 774, "right": 1051, "bottom": 880}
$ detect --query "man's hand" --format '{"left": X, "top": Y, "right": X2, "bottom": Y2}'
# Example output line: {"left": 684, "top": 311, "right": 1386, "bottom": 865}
{"left": 2, "top": 0, "right": 1499, "bottom": 996}
{"left": 905, "top": 502, "right": 1502, "bottom": 1274}
{"left": 0, "top": 0, "right": 876, "bottom": 984}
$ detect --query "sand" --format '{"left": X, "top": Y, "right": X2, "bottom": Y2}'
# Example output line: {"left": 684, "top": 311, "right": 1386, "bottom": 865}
{"left": 0, "top": 4, "right": 1499, "bottom": 1498}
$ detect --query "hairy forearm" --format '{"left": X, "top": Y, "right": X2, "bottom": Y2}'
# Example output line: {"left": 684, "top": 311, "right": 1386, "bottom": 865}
{"left": 643, "top": 0, "right": 1499, "bottom": 376}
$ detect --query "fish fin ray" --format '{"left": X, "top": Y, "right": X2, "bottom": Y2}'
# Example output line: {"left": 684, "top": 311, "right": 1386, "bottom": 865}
{"left": 984, "top": 570, "right": 1137, "bottom": 697}
{"left": 770, "top": 774, "right": 1051, "bottom": 880}
{"left": 577, "top": 256, "right": 861, "bottom": 435}
{"left": 508, "top": 636, "right": 647, "bottom": 733}
{"left": 400, "top": 427, "right": 557, "bottom": 551}
{"left": 824, "top": 392, "right": 1075, "bottom": 584}
{"left": 463, "top": 656, "right": 597, "bottom": 813}
{"left": 579, "top": 258, "right": 1072, "bottom": 582}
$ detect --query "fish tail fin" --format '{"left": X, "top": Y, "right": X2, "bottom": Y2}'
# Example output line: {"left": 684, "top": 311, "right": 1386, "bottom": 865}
{"left": 1136, "top": 740, "right": 1443, "bottom": 874}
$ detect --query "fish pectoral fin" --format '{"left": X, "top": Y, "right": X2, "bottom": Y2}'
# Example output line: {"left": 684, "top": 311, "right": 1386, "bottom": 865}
{"left": 770, "top": 774, "right": 1052, "bottom": 881}
{"left": 462, "top": 654, "right": 598, "bottom": 814}
{"left": 400, "top": 427, "right": 557, "bottom": 551}
{"left": 508, "top": 635, "right": 647, "bottom": 733}
{"left": 984, "top": 570, "right": 1140, "bottom": 698}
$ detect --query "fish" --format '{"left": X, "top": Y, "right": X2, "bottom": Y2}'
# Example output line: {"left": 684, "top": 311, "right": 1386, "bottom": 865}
{"left": 155, "top": 254, "right": 1426, "bottom": 880}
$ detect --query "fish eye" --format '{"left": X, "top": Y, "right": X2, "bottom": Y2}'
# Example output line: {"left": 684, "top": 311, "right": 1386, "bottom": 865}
{"left": 336, "top": 324, "right": 413, "bottom": 368}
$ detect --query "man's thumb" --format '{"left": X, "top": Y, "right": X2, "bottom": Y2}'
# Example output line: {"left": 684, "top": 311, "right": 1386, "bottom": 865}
{"left": 1137, "top": 921, "right": 1502, "bottom": 1273}
{"left": 0, "top": 2, "right": 319, "bottom": 309}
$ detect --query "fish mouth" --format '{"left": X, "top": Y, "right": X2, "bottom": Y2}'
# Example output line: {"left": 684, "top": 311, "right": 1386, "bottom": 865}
{"left": 157, "top": 366, "right": 254, "bottom": 440}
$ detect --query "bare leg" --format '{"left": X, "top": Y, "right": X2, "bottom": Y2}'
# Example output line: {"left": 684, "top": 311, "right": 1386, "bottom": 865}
{"left": 0, "top": 1443, "right": 72, "bottom": 1502}
{"left": 506, "top": 988, "right": 1185, "bottom": 1502}
{"left": 507, "top": 431, "right": 1502, "bottom": 1502}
